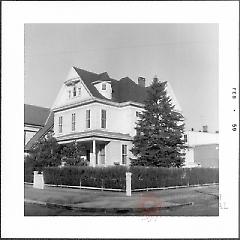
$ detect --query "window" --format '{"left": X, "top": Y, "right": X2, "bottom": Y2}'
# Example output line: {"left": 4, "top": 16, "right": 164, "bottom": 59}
{"left": 73, "top": 86, "right": 76, "bottom": 97}
{"left": 86, "top": 110, "right": 90, "bottom": 128}
{"left": 59, "top": 116, "right": 63, "bottom": 133}
{"left": 122, "top": 145, "right": 127, "bottom": 164}
{"left": 72, "top": 113, "right": 76, "bottom": 131}
{"left": 184, "top": 134, "right": 188, "bottom": 143}
{"left": 68, "top": 90, "right": 71, "bottom": 99}
{"left": 102, "top": 83, "right": 106, "bottom": 90}
{"left": 78, "top": 87, "right": 81, "bottom": 96}
{"left": 101, "top": 109, "right": 106, "bottom": 128}
{"left": 136, "top": 111, "right": 140, "bottom": 117}
{"left": 24, "top": 131, "right": 26, "bottom": 146}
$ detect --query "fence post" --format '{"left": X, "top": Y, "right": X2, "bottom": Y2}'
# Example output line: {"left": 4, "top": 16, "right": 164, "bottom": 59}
{"left": 101, "top": 179, "right": 104, "bottom": 191}
{"left": 126, "top": 172, "right": 132, "bottom": 196}
{"left": 33, "top": 171, "right": 44, "bottom": 189}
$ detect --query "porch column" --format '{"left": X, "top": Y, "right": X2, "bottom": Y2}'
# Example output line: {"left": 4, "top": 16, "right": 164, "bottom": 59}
{"left": 90, "top": 139, "right": 96, "bottom": 167}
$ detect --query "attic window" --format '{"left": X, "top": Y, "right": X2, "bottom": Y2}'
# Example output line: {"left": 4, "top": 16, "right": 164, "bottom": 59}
{"left": 102, "top": 83, "right": 106, "bottom": 90}
{"left": 78, "top": 87, "right": 81, "bottom": 96}
{"left": 73, "top": 86, "right": 76, "bottom": 97}
{"left": 68, "top": 90, "right": 71, "bottom": 99}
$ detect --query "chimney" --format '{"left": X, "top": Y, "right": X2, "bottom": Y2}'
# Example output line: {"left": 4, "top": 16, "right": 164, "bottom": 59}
{"left": 138, "top": 77, "right": 145, "bottom": 87}
{"left": 203, "top": 125, "right": 208, "bottom": 133}
{"left": 153, "top": 75, "right": 158, "bottom": 82}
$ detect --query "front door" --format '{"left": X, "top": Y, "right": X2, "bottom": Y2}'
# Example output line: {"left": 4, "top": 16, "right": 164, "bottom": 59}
{"left": 86, "top": 150, "right": 90, "bottom": 163}
{"left": 99, "top": 144, "right": 105, "bottom": 165}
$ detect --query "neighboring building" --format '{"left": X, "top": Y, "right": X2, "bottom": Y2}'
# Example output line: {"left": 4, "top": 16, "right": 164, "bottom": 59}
{"left": 24, "top": 104, "right": 53, "bottom": 154}
{"left": 183, "top": 128, "right": 219, "bottom": 168}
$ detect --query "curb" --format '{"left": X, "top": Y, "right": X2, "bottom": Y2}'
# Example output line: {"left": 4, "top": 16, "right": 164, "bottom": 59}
{"left": 24, "top": 199, "right": 194, "bottom": 214}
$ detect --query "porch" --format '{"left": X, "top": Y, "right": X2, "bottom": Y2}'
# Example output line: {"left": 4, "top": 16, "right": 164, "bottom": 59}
{"left": 59, "top": 138, "right": 109, "bottom": 167}
{"left": 56, "top": 130, "right": 133, "bottom": 167}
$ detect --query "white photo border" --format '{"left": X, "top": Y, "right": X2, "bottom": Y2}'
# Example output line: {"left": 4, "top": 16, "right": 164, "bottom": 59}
{"left": 1, "top": 1, "right": 239, "bottom": 238}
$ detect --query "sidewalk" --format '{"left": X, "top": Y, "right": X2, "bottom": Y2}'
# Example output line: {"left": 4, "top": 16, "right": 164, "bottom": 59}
{"left": 24, "top": 184, "right": 219, "bottom": 213}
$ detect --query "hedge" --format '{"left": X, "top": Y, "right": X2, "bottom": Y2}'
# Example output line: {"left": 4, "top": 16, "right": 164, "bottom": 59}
{"left": 24, "top": 155, "right": 34, "bottom": 183}
{"left": 42, "top": 166, "right": 219, "bottom": 190}
{"left": 43, "top": 166, "right": 127, "bottom": 189}
{"left": 130, "top": 166, "right": 219, "bottom": 189}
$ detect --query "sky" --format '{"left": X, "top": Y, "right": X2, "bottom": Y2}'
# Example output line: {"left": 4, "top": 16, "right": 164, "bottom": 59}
{"left": 24, "top": 23, "right": 218, "bottom": 132}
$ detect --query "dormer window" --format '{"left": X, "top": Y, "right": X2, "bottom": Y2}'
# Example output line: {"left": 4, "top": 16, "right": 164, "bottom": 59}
{"left": 102, "top": 83, "right": 106, "bottom": 90}
{"left": 73, "top": 86, "right": 76, "bottom": 97}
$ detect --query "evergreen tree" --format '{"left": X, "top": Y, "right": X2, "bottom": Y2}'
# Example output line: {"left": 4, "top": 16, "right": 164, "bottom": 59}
{"left": 130, "top": 77, "right": 186, "bottom": 167}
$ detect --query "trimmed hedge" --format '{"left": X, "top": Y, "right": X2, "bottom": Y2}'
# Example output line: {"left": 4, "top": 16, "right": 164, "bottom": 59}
{"left": 130, "top": 166, "right": 219, "bottom": 189}
{"left": 24, "top": 155, "right": 34, "bottom": 183}
{"left": 42, "top": 166, "right": 219, "bottom": 190}
{"left": 43, "top": 166, "right": 127, "bottom": 189}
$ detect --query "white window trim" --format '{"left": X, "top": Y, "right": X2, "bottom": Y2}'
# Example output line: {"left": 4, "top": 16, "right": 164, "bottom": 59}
{"left": 59, "top": 116, "right": 63, "bottom": 133}
{"left": 101, "top": 109, "right": 107, "bottom": 129}
{"left": 86, "top": 109, "right": 91, "bottom": 129}
{"left": 72, "top": 113, "right": 76, "bottom": 132}
{"left": 121, "top": 144, "right": 127, "bottom": 165}
{"left": 102, "top": 83, "right": 106, "bottom": 90}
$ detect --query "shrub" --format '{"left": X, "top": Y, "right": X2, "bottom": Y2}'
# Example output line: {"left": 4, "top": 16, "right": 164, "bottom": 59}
{"left": 43, "top": 165, "right": 218, "bottom": 190}
{"left": 24, "top": 155, "right": 34, "bottom": 183}
{"left": 130, "top": 166, "right": 218, "bottom": 189}
{"left": 43, "top": 166, "right": 127, "bottom": 189}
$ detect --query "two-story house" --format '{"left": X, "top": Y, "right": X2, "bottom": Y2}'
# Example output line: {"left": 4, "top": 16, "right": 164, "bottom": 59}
{"left": 47, "top": 66, "right": 182, "bottom": 167}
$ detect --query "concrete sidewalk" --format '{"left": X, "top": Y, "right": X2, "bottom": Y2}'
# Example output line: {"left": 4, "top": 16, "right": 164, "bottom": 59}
{"left": 24, "top": 184, "right": 219, "bottom": 213}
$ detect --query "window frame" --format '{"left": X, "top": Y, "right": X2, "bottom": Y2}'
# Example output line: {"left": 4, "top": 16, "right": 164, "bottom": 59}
{"left": 184, "top": 134, "right": 188, "bottom": 143}
{"left": 72, "top": 113, "right": 76, "bottom": 131}
{"left": 101, "top": 109, "right": 107, "bottom": 129}
{"left": 102, "top": 83, "right": 106, "bottom": 90}
{"left": 78, "top": 87, "right": 81, "bottom": 96}
{"left": 59, "top": 116, "right": 63, "bottom": 133}
{"left": 86, "top": 110, "right": 91, "bottom": 129}
{"left": 73, "top": 86, "right": 77, "bottom": 97}
{"left": 122, "top": 144, "right": 127, "bottom": 164}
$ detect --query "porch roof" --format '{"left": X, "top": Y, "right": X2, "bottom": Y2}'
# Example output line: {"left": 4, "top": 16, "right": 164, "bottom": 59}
{"left": 56, "top": 129, "right": 133, "bottom": 143}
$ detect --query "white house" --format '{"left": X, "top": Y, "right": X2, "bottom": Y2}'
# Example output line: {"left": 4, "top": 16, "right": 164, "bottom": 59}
{"left": 49, "top": 66, "right": 181, "bottom": 167}
{"left": 25, "top": 66, "right": 218, "bottom": 168}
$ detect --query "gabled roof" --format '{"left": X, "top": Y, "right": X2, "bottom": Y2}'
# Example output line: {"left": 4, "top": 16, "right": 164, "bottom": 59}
{"left": 24, "top": 111, "right": 54, "bottom": 152}
{"left": 24, "top": 104, "right": 50, "bottom": 126}
{"left": 73, "top": 67, "right": 148, "bottom": 104}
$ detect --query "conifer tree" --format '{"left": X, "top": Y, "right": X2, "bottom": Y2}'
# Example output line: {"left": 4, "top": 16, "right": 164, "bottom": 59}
{"left": 130, "top": 77, "right": 186, "bottom": 167}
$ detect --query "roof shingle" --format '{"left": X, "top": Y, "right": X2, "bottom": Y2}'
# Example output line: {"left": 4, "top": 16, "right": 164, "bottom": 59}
{"left": 73, "top": 66, "right": 148, "bottom": 104}
{"left": 24, "top": 104, "right": 50, "bottom": 126}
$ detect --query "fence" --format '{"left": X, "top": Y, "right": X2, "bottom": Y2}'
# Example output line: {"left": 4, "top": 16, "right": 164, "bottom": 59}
{"left": 26, "top": 166, "right": 219, "bottom": 194}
